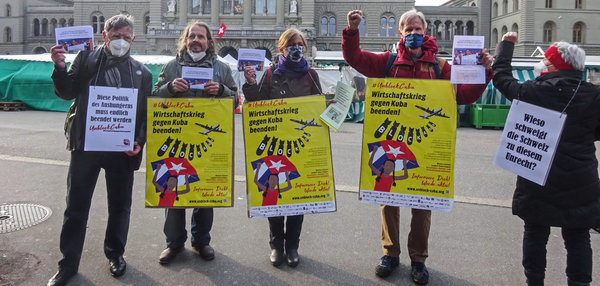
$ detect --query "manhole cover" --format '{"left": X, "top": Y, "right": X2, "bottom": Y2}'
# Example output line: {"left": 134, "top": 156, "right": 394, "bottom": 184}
{"left": 0, "top": 203, "right": 52, "bottom": 234}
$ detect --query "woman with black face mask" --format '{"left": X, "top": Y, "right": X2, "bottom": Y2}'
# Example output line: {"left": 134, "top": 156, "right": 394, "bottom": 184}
{"left": 242, "top": 28, "right": 322, "bottom": 268}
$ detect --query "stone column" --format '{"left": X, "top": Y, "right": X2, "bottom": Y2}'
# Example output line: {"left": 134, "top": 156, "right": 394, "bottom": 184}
{"left": 276, "top": 1, "right": 284, "bottom": 28}
{"left": 211, "top": 0, "right": 219, "bottom": 27}
{"left": 179, "top": 0, "right": 188, "bottom": 26}
{"left": 243, "top": 0, "right": 252, "bottom": 28}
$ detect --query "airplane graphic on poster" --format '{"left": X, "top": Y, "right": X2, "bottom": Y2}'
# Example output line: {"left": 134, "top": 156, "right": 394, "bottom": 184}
{"left": 290, "top": 118, "right": 321, "bottom": 130}
{"left": 415, "top": 105, "right": 450, "bottom": 119}
{"left": 195, "top": 123, "right": 226, "bottom": 135}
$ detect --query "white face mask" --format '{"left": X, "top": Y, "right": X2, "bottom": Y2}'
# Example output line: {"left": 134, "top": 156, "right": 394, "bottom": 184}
{"left": 187, "top": 49, "right": 206, "bottom": 62}
{"left": 108, "top": 39, "right": 130, "bottom": 57}
{"left": 533, "top": 60, "right": 549, "bottom": 77}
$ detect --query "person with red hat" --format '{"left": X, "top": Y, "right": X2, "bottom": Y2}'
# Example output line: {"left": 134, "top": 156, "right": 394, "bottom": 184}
{"left": 493, "top": 32, "right": 600, "bottom": 286}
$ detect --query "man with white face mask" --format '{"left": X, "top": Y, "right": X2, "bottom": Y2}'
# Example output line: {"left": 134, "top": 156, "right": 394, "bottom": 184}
{"left": 48, "top": 14, "right": 152, "bottom": 286}
{"left": 152, "top": 21, "right": 237, "bottom": 265}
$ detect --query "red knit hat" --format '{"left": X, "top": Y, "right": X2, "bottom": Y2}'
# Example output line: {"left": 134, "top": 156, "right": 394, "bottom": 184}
{"left": 544, "top": 45, "right": 573, "bottom": 71}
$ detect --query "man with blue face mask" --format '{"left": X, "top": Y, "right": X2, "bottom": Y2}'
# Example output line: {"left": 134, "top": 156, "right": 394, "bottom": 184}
{"left": 48, "top": 14, "right": 152, "bottom": 286}
{"left": 342, "top": 8, "right": 494, "bottom": 285}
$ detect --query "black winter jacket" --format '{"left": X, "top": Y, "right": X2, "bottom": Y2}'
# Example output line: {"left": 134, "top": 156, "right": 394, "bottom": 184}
{"left": 242, "top": 63, "right": 322, "bottom": 101}
{"left": 52, "top": 45, "right": 153, "bottom": 170}
{"left": 493, "top": 40, "right": 600, "bottom": 227}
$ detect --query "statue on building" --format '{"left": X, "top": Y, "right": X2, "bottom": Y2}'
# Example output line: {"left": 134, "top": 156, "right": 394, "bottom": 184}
{"left": 290, "top": 0, "right": 298, "bottom": 15}
{"left": 167, "top": 0, "right": 176, "bottom": 13}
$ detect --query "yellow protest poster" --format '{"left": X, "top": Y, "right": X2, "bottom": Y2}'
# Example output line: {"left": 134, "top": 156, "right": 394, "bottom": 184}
{"left": 243, "top": 96, "right": 336, "bottom": 218}
{"left": 145, "top": 97, "right": 234, "bottom": 208}
{"left": 359, "top": 78, "right": 456, "bottom": 212}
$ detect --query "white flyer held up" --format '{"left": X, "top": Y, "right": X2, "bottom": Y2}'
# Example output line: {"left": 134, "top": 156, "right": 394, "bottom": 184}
{"left": 182, "top": 66, "right": 213, "bottom": 89}
{"left": 237, "top": 48, "right": 266, "bottom": 71}
{"left": 493, "top": 100, "right": 566, "bottom": 186}
{"left": 84, "top": 86, "right": 138, "bottom": 152}
{"left": 55, "top": 26, "right": 94, "bottom": 52}
{"left": 450, "top": 35, "right": 486, "bottom": 84}
{"left": 320, "top": 81, "right": 355, "bottom": 131}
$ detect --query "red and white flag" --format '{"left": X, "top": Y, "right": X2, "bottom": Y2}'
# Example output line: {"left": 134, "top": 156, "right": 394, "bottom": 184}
{"left": 217, "top": 23, "right": 226, "bottom": 38}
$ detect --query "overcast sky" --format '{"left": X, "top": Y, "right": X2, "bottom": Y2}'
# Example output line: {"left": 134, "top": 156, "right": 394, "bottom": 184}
{"left": 414, "top": 0, "right": 447, "bottom": 6}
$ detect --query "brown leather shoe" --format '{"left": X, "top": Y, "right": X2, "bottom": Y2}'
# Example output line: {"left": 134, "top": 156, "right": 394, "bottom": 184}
{"left": 158, "top": 247, "right": 183, "bottom": 264}
{"left": 192, "top": 245, "right": 215, "bottom": 261}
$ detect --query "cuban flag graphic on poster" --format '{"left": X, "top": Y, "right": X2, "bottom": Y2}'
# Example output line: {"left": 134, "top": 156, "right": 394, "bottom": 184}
{"left": 150, "top": 157, "right": 200, "bottom": 192}
{"left": 251, "top": 155, "right": 301, "bottom": 192}
{"left": 367, "top": 140, "right": 419, "bottom": 174}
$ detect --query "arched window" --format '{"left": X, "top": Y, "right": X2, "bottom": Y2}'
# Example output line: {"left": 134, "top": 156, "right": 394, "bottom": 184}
{"left": 444, "top": 20, "right": 452, "bottom": 40}
{"left": 466, "top": 21, "right": 474, "bottom": 35}
{"left": 42, "top": 19, "right": 48, "bottom": 36}
{"left": 6, "top": 4, "right": 10, "bottom": 17}
{"left": 512, "top": 23, "right": 519, "bottom": 33}
{"left": 50, "top": 19, "right": 57, "bottom": 36}
{"left": 329, "top": 17, "right": 336, "bottom": 36}
{"left": 455, "top": 21, "right": 464, "bottom": 35}
{"left": 380, "top": 16, "right": 395, "bottom": 37}
{"left": 501, "top": 25, "right": 508, "bottom": 36}
{"left": 59, "top": 18, "right": 66, "bottom": 28}
{"left": 202, "top": 0, "right": 211, "bottom": 14}
{"left": 68, "top": 18, "right": 74, "bottom": 26}
{"left": 492, "top": 28, "right": 498, "bottom": 46}
{"left": 575, "top": 0, "right": 583, "bottom": 9}
{"left": 502, "top": 0, "right": 508, "bottom": 14}
{"left": 320, "top": 17, "right": 328, "bottom": 36}
{"left": 434, "top": 20, "right": 442, "bottom": 39}
{"left": 493, "top": 2, "right": 498, "bottom": 17}
{"left": 543, "top": 21, "right": 554, "bottom": 43}
{"left": 92, "top": 14, "right": 105, "bottom": 34}
{"left": 191, "top": 0, "right": 200, "bottom": 14}
{"left": 358, "top": 17, "right": 366, "bottom": 36}
{"left": 573, "top": 22, "right": 585, "bottom": 43}
{"left": 320, "top": 16, "right": 336, "bottom": 36}
{"left": 426, "top": 20, "right": 433, "bottom": 35}
{"left": 223, "top": 0, "right": 243, "bottom": 15}
{"left": 545, "top": 0, "right": 552, "bottom": 8}
{"left": 514, "top": 0, "right": 519, "bottom": 11}
{"left": 5, "top": 27, "right": 11, "bottom": 42}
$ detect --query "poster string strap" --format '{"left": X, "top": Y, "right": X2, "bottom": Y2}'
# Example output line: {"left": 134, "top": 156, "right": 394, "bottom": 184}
{"left": 559, "top": 80, "right": 582, "bottom": 118}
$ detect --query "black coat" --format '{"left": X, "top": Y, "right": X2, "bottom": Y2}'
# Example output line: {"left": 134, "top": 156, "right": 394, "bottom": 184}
{"left": 52, "top": 46, "right": 153, "bottom": 170}
{"left": 493, "top": 41, "right": 600, "bottom": 228}
{"left": 242, "top": 64, "right": 322, "bottom": 101}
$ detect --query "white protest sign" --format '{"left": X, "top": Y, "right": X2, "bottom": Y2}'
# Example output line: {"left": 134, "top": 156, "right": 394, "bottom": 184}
{"left": 85, "top": 86, "right": 138, "bottom": 151}
{"left": 493, "top": 100, "right": 566, "bottom": 186}
{"left": 182, "top": 66, "right": 213, "bottom": 89}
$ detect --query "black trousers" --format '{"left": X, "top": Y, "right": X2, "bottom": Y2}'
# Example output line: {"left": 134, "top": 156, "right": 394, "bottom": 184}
{"left": 522, "top": 222, "right": 592, "bottom": 286}
{"left": 163, "top": 208, "right": 213, "bottom": 249}
{"left": 58, "top": 151, "right": 134, "bottom": 272}
{"left": 268, "top": 215, "right": 303, "bottom": 251}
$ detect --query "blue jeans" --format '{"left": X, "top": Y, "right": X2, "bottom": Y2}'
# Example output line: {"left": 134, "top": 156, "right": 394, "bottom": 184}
{"left": 522, "top": 222, "right": 592, "bottom": 286}
{"left": 163, "top": 208, "right": 213, "bottom": 248}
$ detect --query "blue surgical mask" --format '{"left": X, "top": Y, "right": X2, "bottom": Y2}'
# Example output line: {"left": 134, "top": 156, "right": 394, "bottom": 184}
{"left": 404, "top": 33, "right": 424, "bottom": 50}
{"left": 286, "top": 45, "right": 304, "bottom": 62}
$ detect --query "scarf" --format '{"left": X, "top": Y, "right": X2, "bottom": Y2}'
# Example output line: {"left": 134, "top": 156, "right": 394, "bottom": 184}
{"left": 273, "top": 55, "right": 309, "bottom": 79}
